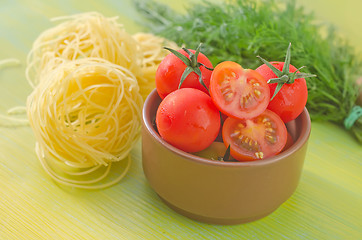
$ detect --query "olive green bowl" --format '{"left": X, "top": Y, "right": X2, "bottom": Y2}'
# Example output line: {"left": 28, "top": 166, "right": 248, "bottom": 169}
{"left": 142, "top": 89, "right": 311, "bottom": 225}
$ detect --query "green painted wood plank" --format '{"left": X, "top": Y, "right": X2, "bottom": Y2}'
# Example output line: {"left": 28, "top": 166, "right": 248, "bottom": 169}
{"left": 0, "top": 0, "right": 361, "bottom": 239}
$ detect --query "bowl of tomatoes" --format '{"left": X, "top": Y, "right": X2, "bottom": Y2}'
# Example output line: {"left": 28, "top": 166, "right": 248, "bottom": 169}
{"left": 142, "top": 44, "right": 312, "bottom": 225}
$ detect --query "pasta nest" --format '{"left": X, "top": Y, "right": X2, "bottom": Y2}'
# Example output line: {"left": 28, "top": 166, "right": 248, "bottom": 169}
{"left": 22, "top": 11, "right": 179, "bottom": 188}
{"left": 132, "top": 32, "right": 180, "bottom": 99}
{"left": 26, "top": 58, "right": 142, "bottom": 188}
{"left": 26, "top": 11, "right": 178, "bottom": 101}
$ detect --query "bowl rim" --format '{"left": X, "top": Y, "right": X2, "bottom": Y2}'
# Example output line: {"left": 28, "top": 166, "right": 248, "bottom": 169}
{"left": 143, "top": 89, "right": 311, "bottom": 167}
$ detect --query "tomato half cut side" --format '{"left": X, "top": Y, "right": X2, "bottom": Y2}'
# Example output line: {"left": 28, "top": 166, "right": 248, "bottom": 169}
{"left": 222, "top": 109, "right": 287, "bottom": 161}
{"left": 210, "top": 61, "right": 270, "bottom": 119}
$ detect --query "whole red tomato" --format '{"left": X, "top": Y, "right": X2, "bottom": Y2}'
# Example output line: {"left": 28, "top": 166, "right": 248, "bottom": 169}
{"left": 156, "top": 88, "right": 220, "bottom": 152}
{"left": 155, "top": 48, "right": 213, "bottom": 99}
{"left": 255, "top": 43, "right": 315, "bottom": 123}
{"left": 255, "top": 62, "right": 308, "bottom": 123}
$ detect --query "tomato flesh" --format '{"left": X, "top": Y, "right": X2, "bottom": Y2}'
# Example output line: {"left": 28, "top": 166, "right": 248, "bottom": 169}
{"left": 210, "top": 61, "right": 270, "bottom": 119}
{"left": 156, "top": 88, "right": 221, "bottom": 153}
{"left": 222, "top": 109, "right": 287, "bottom": 161}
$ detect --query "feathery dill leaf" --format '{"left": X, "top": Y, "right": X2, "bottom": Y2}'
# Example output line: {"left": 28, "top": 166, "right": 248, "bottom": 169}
{"left": 135, "top": 0, "right": 362, "bottom": 143}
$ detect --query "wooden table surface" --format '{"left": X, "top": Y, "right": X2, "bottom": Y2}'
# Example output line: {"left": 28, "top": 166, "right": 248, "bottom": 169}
{"left": 0, "top": 0, "right": 361, "bottom": 239}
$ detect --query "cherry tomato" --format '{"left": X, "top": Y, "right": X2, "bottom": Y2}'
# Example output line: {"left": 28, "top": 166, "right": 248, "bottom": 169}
{"left": 210, "top": 61, "right": 270, "bottom": 119}
{"left": 255, "top": 62, "right": 308, "bottom": 123}
{"left": 155, "top": 49, "right": 213, "bottom": 99}
{"left": 222, "top": 109, "right": 287, "bottom": 161}
{"left": 156, "top": 88, "right": 221, "bottom": 153}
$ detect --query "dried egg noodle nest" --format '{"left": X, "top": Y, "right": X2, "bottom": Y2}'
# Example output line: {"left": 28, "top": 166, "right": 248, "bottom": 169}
{"left": 26, "top": 58, "right": 143, "bottom": 189}
{"left": 7, "top": 11, "right": 179, "bottom": 189}
{"left": 25, "top": 11, "right": 178, "bottom": 101}
{"left": 132, "top": 32, "right": 179, "bottom": 99}
{"left": 25, "top": 12, "right": 142, "bottom": 88}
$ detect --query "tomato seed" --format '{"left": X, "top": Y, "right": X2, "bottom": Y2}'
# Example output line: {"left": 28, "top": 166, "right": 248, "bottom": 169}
{"left": 265, "top": 127, "right": 275, "bottom": 133}
{"left": 221, "top": 89, "right": 230, "bottom": 94}
{"left": 265, "top": 134, "right": 276, "bottom": 143}
{"left": 255, "top": 152, "right": 264, "bottom": 159}
{"left": 254, "top": 89, "right": 261, "bottom": 98}
{"left": 220, "top": 81, "right": 230, "bottom": 92}
{"left": 225, "top": 93, "right": 234, "bottom": 101}
{"left": 262, "top": 117, "right": 270, "bottom": 123}
{"left": 240, "top": 93, "right": 253, "bottom": 108}
{"left": 230, "top": 130, "right": 240, "bottom": 137}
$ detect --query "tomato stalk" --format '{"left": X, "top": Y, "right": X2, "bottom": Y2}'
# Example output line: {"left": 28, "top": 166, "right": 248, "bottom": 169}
{"left": 257, "top": 43, "right": 316, "bottom": 100}
{"left": 164, "top": 43, "right": 213, "bottom": 90}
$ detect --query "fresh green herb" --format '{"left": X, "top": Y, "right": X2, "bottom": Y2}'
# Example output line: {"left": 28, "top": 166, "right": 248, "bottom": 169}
{"left": 135, "top": 0, "right": 362, "bottom": 143}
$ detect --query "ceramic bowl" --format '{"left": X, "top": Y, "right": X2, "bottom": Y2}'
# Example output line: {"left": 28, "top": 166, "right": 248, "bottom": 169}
{"left": 142, "top": 89, "right": 311, "bottom": 225}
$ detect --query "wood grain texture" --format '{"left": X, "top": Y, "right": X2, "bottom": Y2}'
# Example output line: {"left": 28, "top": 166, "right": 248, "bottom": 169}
{"left": 0, "top": 0, "right": 361, "bottom": 239}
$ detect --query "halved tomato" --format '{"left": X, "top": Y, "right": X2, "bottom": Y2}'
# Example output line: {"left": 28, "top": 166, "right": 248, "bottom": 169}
{"left": 210, "top": 61, "right": 270, "bottom": 119}
{"left": 222, "top": 109, "right": 287, "bottom": 161}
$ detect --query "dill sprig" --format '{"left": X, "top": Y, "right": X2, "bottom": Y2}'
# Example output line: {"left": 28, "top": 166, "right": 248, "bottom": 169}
{"left": 134, "top": 0, "right": 362, "bottom": 143}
